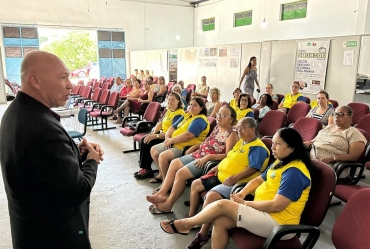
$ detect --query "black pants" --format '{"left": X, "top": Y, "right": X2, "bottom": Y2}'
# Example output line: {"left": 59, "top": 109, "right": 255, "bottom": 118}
{"left": 139, "top": 136, "right": 164, "bottom": 170}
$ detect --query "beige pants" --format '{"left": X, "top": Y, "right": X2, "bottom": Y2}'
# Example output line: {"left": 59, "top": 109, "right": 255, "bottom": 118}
{"left": 236, "top": 204, "right": 295, "bottom": 240}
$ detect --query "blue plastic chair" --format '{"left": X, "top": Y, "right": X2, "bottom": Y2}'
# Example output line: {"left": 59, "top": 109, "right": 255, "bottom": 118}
{"left": 68, "top": 108, "right": 87, "bottom": 140}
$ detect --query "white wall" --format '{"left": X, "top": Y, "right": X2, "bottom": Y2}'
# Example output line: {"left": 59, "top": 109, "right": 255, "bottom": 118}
{"left": 0, "top": 0, "right": 194, "bottom": 78}
{"left": 194, "top": 0, "right": 367, "bottom": 47}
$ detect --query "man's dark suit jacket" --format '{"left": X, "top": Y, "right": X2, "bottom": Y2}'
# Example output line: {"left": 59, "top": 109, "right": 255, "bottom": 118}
{"left": 0, "top": 92, "right": 98, "bottom": 249}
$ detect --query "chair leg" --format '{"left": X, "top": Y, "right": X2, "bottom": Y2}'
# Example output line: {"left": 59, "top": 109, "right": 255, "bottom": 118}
{"left": 123, "top": 140, "right": 139, "bottom": 153}
{"left": 93, "top": 116, "right": 117, "bottom": 131}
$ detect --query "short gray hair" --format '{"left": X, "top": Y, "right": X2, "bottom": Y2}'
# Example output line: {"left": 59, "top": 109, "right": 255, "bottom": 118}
{"left": 240, "top": 117, "right": 258, "bottom": 136}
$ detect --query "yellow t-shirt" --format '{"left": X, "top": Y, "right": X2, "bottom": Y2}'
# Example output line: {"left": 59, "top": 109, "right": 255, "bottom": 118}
{"left": 230, "top": 98, "right": 237, "bottom": 110}
{"left": 282, "top": 93, "right": 303, "bottom": 109}
{"left": 236, "top": 108, "right": 253, "bottom": 121}
{"left": 255, "top": 160, "right": 311, "bottom": 225}
{"left": 172, "top": 113, "right": 210, "bottom": 151}
{"left": 161, "top": 108, "right": 185, "bottom": 133}
{"left": 217, "top": 138, "right": 270, "bottom": 183}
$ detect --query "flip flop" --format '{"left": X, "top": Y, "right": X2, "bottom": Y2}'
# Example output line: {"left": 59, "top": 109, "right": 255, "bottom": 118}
{"left": 149, "top": 204, "right": 173, "bottom": 215}
{"left": 149, "top": 177, "right": 163, "bottom": 183}
{"left": 152, "top": 187, "right": 161, "bottom": 195}
{"left": 160, "top": 220, "right": 189, "bottom": 235}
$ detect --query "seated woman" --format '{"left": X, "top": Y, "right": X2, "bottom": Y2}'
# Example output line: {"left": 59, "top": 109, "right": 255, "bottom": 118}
{"left": 264, "top": 83, "right": 278, "bottom": 102}
{"left": 146, "top": 106, "right": 239, "bottom": 213}
{"left": 277, "top": 81, "right": 306, "bottom": 113}
{"left": 252, "top": 94, "right": 272, "bottom": 120}
{"left": 236, "top": 93, "right": 254, "bottom": 120}
{"left": 145, "top": 70, "right": 151, "bottom": 79}
{"left": 230, "top": 88, "right": 242, "bottom": 110}
{"left": 113, "top": 80, "right": 154, "bottom": 124}
{"left": 161, "top": 84, "right": 187, "bottom": 110}
{"left": 177, "top": 80, "right": 188, "bottom": 98}
{"left": 206, "top": 87, "right": 222, "bottom": 118}
{"left": 306, "top": 90, "right": 334, "bottom": 126}
{"left": 110, "top": 79, "right": 140, "bottom": 120}
{"left": 110, "top": 76, "right": 124, "bottom": 93}
{"left": 134, "top": 93, "right": 185, "bottom": 179}
{"left": 149, "top": 97, "right": 210, "bottom": 185}
{"left": 151, "top": 76, "right": 167, "bottom": 96}
{"left": 159, "top": 128, "right": 312, "bottom": 249}
{"left": 192, "top": 76, "right": 210, "bottom": 98}
{"left": 304, "top": 106, "right": 367, "bottom": 167}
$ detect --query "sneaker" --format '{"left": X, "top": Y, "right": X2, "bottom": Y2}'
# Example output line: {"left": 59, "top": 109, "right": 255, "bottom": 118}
{"left": 134, "top": 168, "right": 145, "bottom": 176}
{"left": 186, "top": 232, "right": 209, "bottom": 249}
{"left": 134, "top": 169, "right": 154, "bottom": 179}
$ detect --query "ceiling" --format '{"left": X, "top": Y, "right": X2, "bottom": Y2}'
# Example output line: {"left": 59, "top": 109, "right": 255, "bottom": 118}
{"left": 116, "top": 0, "right": 211, "bottom": 7}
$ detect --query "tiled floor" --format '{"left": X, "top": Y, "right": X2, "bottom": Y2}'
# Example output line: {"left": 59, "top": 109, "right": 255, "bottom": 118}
{"left": 0, "top": 101, "right": 368, "bottom": 249}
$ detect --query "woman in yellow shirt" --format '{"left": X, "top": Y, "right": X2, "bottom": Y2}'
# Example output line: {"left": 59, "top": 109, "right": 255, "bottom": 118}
{"left": 236, "top": 93, "right": 254, "bottom": 120}
{"left": 134, "top": 92, "right": 185, "bottom": 179}
{"left": 150, "top": 97, "right": 210, "bottom": 185}
{"left": 229, "top": 88, "right": 242, "bottom": 110}
{"left": 159, "top": 128, "right": 312, "bottom": 249}
{"left": 278, "top": 81, "right": 306, "bottom": 113}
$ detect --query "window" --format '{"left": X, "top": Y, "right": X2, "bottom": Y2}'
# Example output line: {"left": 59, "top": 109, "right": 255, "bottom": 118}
{"left": 281, "top": 0, "right": 307, "bottom": 21}
{"left": 202, "top": 18, "right": 215, "bottom": 31}
{"left": 234, "top": 11, "right": 252, "bottom": 27}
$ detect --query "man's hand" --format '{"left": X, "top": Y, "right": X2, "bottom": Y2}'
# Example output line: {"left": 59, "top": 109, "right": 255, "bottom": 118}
{"left": 79, "top": 138, "right": 104, "bottom": 162}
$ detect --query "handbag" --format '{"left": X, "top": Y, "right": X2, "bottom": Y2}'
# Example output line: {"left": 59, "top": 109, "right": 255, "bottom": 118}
{"left": 128, "top": 121, "right": 152, "bottom": 133}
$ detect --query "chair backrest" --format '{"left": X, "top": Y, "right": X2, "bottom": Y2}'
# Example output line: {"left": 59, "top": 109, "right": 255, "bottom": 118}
{"left": 142, "top": 102, "right": 161, "bottom": 123}
{"left": 71, "top": 84, "right": 81, "bottom": 94}
{"left": 293, "top": 117, "right": 322, "bottom": 142}
{"left": 77, "top": 108, "right": 88, "bottom": 136}
{"left": 348, "top": 102, "right": 370, "bottom": 125}
{"left": 286, "top": 102, "right": 311, "bottom": 125}
{"left": 261, "top": 137, "right": 275, "bottom": 165}
{"left": 259, "top": 110, "right": 287, "bottom": 137}
{"left": 167, "top": 82, "right": 175, "bottom": 93}
{"left": 92, "top": 81, "right": 101, "bottom": 89}
{"left": 86, "top": 81, "right": 93, "bottom": 87}
{"left": 207, "top": 117, "right": 217, "bottom": 136}
{"left": 102, "top": 82, "right": 111, "bottom": 90}
{"left": 356, "top": 115, "right": 370, "bottom": 137}
{"left": 332, "top": 188, "right": 370, "bottom": 249}
{"left": 276, "top": 94, "right": 284, "bottom": 104}
{"left": 83, "top": 86, "right": 93, "bottom": 99}
{"left": 77, "top": 80, "right": 84, "bottom": 85}
{"left": 329, "top": 99, "right": 338, "bottom": 108}
{"left": 100, "top": 76, "right": 107, "bottom": 84}
{"left": 252, "top": 107, "right": 259, "bottom": 120}
{"left": 153, "top": 76, "right": 158, "bottom": 84}
{"left": 269, "top": 101, "right": 278, "bottom": 110}
{"left": 107, "top": 91, "right": 119, "bottom": 109}
{"left": 250, "top": 97, "right": 256, "bottom": 105}
{"left": 186, "top": 84, "right": 196, "bottom": 92}
{"left": 186, "top": 89, "right": 193, "bottom": 103}
{"left": 90, "top": 87, "right": 102, "bottom": 102}
{"left": 98, "top": 89, "right": 111, "bottom": 105}
{"left": 305, "top": 96, "right": 310, "bottom": 104}
{"left": 78, "top": 85, "right": 87, "bottom": 96}
{"left": 300, "top": 160, "right": 336, "bottom": 226}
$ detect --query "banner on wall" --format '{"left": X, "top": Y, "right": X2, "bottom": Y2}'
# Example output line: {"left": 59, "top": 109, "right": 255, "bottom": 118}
{"left": 294, "top": 40, "right": 331, "bottom": 94}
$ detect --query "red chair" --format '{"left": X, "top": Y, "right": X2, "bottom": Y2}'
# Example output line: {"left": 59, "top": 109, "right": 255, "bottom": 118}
{"left": 186, "top": 89, "right": 193, "bottom": 103}
{"left": 269, "top": 101, "right": 278, "bottom": 110}
{"left": 348, "top": 102, "right": 370, "bottom": 126}
{"left": 329, "top": 99, "right": 338, "bottom": 108}
{"left": 74, "top": 86, "right": 93, "bottom": 104}
{"left": 252, "top": 107, "right": 259, "bottom": 120}
{"left": 102, "top": 82, "right": 112, "bottom": 90}
{"left": 70, "top": 84, "right": 81, "bottom": 96}
{"left": 292, "top": 117, "right": 322, "bottom": 142}
{"left": 77, "top": 87, "right": 102, "bottom": 109}
{"left": 259, "top": 111, "right": 287, "bottom": 137}
{"left": 72, "top": 85, "right": 86, "bottom": 98}
{"left": 153, "top": 76, "right": 158, "bottom": 84}
{"left": 207, "top": 117, "right": 217, "bottom": 136}
{"left": 276, "top": 94, "right": 284, "bottom": 104}
{"left": 86, "top": 81, "right": 93, "bottom": 87}
{"left": 87, "top": 90, "right": 111, "bottom": 126}
{"left": 121, "top": 102, "right": 162, "bottom": 153}
{"left": 331, "top": 189, "right": 370, "bottom": 249}
{"left": 89, "top": 92, "right": 119, "bottom": 131}
{"left": 286, "top": 102, "right": 311, "bottom": 126}
{"left": 92, "top": 81, "right": 101, "bottom": 90}
{"left": 230, "top": 160, "right": 336, "bottom": 249}
{"left": 186, "top": 84, "right": 196, "bottom": 92}
{"left": 167, "top": 82, "right": 175, "bottom": 93}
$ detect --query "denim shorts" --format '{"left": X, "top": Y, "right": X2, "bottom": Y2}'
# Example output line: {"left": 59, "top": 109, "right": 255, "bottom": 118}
{"left": 152, "top": 142, "right": 182, "bottom": 158}
{"left": 179, "top": 154, "right": 204, "bottom": 178}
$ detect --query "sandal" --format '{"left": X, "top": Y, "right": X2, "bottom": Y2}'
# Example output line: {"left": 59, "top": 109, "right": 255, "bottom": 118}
{"left": 149, "top": 204, "right": 173, "bottom": 215}
{"left": 149, "top": 177, "right": 163, "bottom": 183}
{"left": 109, "top": 115, "right": 118, "bottom": 120}
{"left": 160, "top": 220, "right": 190, "bottom": 235}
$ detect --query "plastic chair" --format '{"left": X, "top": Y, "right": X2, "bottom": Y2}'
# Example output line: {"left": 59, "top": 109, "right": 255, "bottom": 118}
{"left": 292, "top": 117, "right": 322, "bottom": 142}
{"left": 167, "top": 82, "right": 175, "bottom": 93}
{"left": 348, "top": 102, "right": 370, "bottom": 126}
{"left": 230, "top": 160, "right": 336, "bottom": 249}
{"left": 355, "top": 114, "right": 370, "bottom": 136}
{"left": 207, "top": 116, "right": 217, "bottom": 136}
{"left": 186, "top": 84, "right": 196, "bottom": 92}
{"left": 286, "top": 102, "right": 311, "bottom": 126}
{"left": 259, "top": 111, "right": 287, "bottom": 137}
{"left": 269, "top": 101, "right": 278, "bottom": 110}
{"left": 67, "top": 108, "right": 88, "bottom": 141}
{"left": 328, "top": 99, "right": 338, "bottom": 108}
{"left": 276, "top": 94, "right": 284, "bottom": 104}
{"left": 120, "top": 102, "right": 162, "bottom": 153}
{"left": 89, "top": 92, "right": 119, "bottom": 131}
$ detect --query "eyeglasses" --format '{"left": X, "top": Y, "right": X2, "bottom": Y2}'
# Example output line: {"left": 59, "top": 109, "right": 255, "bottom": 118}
{"left": 240, "top": 99, "right": 249, "bottom": 102}
{"left": 216, "top": 113, "right": 230, "bottom": 119}
{"left": 236, "top": 125, "right": 250, "bottom": 131}
{"left": 173, "top": 89, "right": 181, "bottom": 92}
{"left": 333, "top": 112, "right": 350, "bottom": 117}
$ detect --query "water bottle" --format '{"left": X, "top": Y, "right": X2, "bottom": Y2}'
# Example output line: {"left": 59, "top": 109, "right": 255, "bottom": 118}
{"left": 69, "top": 99, "right": 75, "bottom": 110}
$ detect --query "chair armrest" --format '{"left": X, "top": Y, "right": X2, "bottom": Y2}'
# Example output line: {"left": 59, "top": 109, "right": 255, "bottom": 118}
{"left": 122, "top": 116, "right": 140, "bottom": 127}
{"left": 75, "top": 97, "right": 87, "bottom": 103}
{"left": 261, "top": 135, "right": 273, "bottom": 139}
{"left": 134, "top": 121, "right": 155, "bottom": 132}
{"left": 334, "top": 161, "right": 364, "bottom": 185}
{"left": 263, "top": 224, "right": 320, "bottom": 249}
{"left": 202, "top": 160, "right": 221, "bottom": 175}
{"left": 231, "top": 183, "right": 247, "bottom": 194}
{"left": 83, "top": 100, "right": 97, "bottom": 107}
{"left": 99, "top": 105, "right": 114, "bottom": 114}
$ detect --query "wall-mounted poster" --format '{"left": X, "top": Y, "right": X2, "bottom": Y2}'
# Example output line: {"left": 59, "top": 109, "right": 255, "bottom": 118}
{"left": 230, "top": 46, "right": 240, "bottom": 57}
{"left": 185, "top": 49, "right": 196, "bottom": 61}
{"left": 210, "top": 48, "right": 217, "bottom": 57}
{"left": 294, "top": 40, "right": 331, "bottom": 94}
{"left": 219, "top": 48, "right": 227, "bottom": 57}
{"left": 230, "top": 58, "right": 239, "bottom": 68}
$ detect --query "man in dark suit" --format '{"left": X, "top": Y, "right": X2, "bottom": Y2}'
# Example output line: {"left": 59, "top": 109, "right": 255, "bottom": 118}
{"left": 0, "top": 51, "right": 103, "bottom": 248}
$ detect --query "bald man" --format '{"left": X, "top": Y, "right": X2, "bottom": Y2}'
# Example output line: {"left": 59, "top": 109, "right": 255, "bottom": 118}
{"left": 0, "top": 51, "right": 103, "bottom": 248}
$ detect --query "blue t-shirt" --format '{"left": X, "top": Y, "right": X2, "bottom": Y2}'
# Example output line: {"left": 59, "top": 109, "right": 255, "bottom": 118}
{"left": 246, "top": 111, "right": 254, "bottom": 118}
{"left": 172, "top": 116, "right": 208, "bottom": 136}
{"left": 248, "top": 146, "right": 269, "bottom": 171}
{"left": 181, "top": 89, "right": 188, "bottom": 98}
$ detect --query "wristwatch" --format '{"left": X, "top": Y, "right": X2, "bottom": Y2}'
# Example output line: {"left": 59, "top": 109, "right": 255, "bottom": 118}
{"left": 156, "top": 134, "right": 159, "bottom": 138}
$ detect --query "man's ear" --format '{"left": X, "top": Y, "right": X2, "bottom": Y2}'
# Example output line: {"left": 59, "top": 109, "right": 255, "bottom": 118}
{"left": 27, "top": 74, "right": 41, "bottom": 90}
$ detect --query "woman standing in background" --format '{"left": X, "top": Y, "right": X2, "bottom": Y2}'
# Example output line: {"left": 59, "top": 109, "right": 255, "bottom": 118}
{"left": 239, "top": 56, "right": 260, "bottom": 96}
